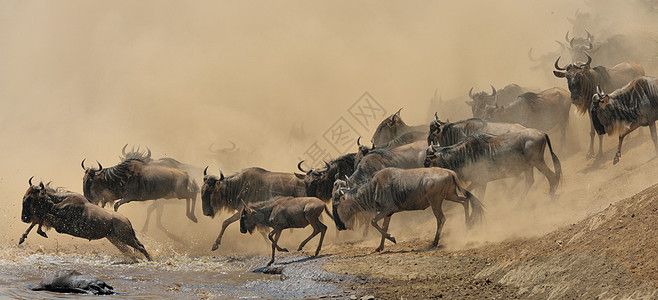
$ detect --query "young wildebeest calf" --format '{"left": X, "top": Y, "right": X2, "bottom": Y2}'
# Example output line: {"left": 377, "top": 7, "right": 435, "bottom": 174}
{"left": 591, "top": 76, "right": 658, "bottom": 164}
{"left": 240, "top": 197, "right": 328, "bottom": 266}
{"left": 332, "top": 167, "right": 484, "bottom": 252}
{"left": 21, "top": 178, "right": 152, "bottom": 261}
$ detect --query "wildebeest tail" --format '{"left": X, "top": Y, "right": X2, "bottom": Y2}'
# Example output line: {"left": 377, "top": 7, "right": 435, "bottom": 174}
{"left": 545, "top": 134, "right": 562, "bottom": 184}
{"left": 323, "top": 205, "right": 334, "bottom": 221}
{"left": 451, "top": 174, "right": 484, "bottom": 225}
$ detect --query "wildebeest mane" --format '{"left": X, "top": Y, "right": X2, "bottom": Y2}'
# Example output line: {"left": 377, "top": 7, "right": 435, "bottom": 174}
{"left": 99, "top": 158, "right": 143, "bottom": 186}
{"left": 431, "top": 133, "right": 498, "bottom": 170}
{"left": 378, "top": 131, "right": 425, "bottom": 148}
{"left": 436, "top": 118, "right": 487, "bottom": 146}
{"left": 592, "top": 77, "right": 658, "bottom": 135}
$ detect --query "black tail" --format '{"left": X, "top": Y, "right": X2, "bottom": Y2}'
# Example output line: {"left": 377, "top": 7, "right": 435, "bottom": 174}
{"left": 323, "top": 206, "right": 334, "bottom": 221}
{"left": 545, "top": 134, "right": 562, "bottom": 184}
{"left": 452, "top": 174, "right": 484, "bottom": 225}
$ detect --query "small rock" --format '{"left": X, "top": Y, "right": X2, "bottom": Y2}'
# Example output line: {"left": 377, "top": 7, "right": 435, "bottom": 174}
{"left": 360, "top": 295, "right": 375, "bottom": 300}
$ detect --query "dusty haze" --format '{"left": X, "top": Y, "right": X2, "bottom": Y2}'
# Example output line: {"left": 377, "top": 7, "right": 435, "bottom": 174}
{"left": 1, "top": 1, "right": 657, "bottom": 255}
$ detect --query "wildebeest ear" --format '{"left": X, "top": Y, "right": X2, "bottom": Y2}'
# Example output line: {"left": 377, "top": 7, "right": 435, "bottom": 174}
{"left": 553, "top": 71, "right": 566, "bottom": 78}
{"left": 465, "top": 100, "right": 474, "bottom": 107}
{"left": 294, "top": 172, "right": 305, "bottom": 180}
{"left": 39, "top": 182, "right": 45, "bottom": 189}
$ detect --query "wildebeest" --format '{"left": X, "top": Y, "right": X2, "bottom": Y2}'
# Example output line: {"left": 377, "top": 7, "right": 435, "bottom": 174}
{"left": 590, "top": 77, "right": 658, "bottom": 164}
{"left": 349, "top": 140, "right": 427, "bottom": 185}
{"left": 201, "top": 167, "right": 306, "bottom": 251}
{"left": 31, "top": 270, "right": 115, "bottom": 295}
{"left": 371, "top": 108, "right": 427, "bottom": 146}
{"left": 297, "top": 154, "right": 355, "bottom": 201}
{"left": 82, "top": 158, "right": 199, "bottom": 223}
{"left": 21, "top": 178, "right": 151, "bottom": 261}
{"left": 354, "top": 132, "right": 421, "bottom": 169}
{"left": 240, "top": 196, "right": 328, "bottom": 266}
{"left": 427, "top": 114, "right": 525, "bottom": 147}
{"left": 332, "top": 167, "right": 484, "bottom": 252}
{"left": 482, "top": 87, "right": 572, "bottom": 147}
{"left": 425, "top": 129, "right": 562, "bottom": 198}
{"left": 554, "top": 53, "right": 645, "bottom": 158}
{"left": 466, "top": 84, "right": 532, "bottom": 118}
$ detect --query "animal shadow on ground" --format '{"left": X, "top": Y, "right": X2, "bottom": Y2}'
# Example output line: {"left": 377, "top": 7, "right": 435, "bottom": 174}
{"left": 251, "top": 254, "right": 329, "bottom": 273}
{"left": 579, "top": 133, "right": 650, "bottom": 173}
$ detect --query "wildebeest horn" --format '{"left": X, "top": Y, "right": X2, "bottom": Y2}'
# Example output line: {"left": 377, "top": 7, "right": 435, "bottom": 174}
{"left": 81, "top": 159, "right": 86, "bottom": 170}
{"left": 145, "top": 146, "right": 151, "bottom": 160}
{"left": 39, "top": 181, "right": 45, "bottom": 189}
{"left": 28, "top": 176, "right": 34, "bottom": 186}
{"left": 585, "top": 29, "right": 593, "bottom": 42}
{"left": 395, "top": 108, "right": 402, "bottom": 116}
{"left": 240, "top": 199, "right": 248, "bottom": 208}
{"left": 356, "top": 136, "right": 362, "bottom": 147}
{"left": 468, "top": 87, "right": 474, "bottom": 98}
{"left": 554, "top": 56, "right": 566, "bottom": 71}
{"left": 218, "top": 168, "right": 225, "bottom": 181}
{"left": 584, "top": 53, "right": 591, "bottom": 66}
{"left": 434, "top": 112, "right": 438, "bottom": 121}
{"left": 297, "top": 160, "right": 309, "bottom": 173}
{"left": 96, "top": 161, "right": 103, "bottom": 171}
{"left": 596, "top": 86, "right": 603, "bottom": 97}
{"left": 565, "top": 31, "right": 570, "bottom": 44}
{"left": 203, "top": 166, "right": 208, "bottom": 176}
{"left": 122, "top": 144, "right": 128, "bottom": 156}
{"left": 489, "top": 85, "right": 496, "bottom": 97}
{"left": 344, "top": 175, "right": 351, "bottom": 188}
{"left": 323, "top": 160, "right": 331, "bottom": 171}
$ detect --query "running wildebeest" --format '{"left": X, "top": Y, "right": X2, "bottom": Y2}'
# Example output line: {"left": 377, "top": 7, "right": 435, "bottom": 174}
{"left": 21, "top": 178, "right": 151, "bottom": 261}
{"left": 427, "top": 114, "right": 525, "bottom": 146}
{"left": 297, "top": 154, "right": 355, "bottom": 201}
{"left": 82, "top": 158, "right": 199, "bottom": 223}
{"left": 201, "top": 167, "right": 306, "bottom": 251}
{"left": 332, "top": 167, "right": 484, "bottom": 252}
{"left": 482, "top": 87, "right": 572, "bottom": 147}
{"left": 240, "top": 196, "right": 328, "bottom": 266}
{"left": 466, "top": 84, "right": 532, "bottom": 118}
{"left": 554, "top": 53, "right": 645, "bottom": 158}
{"left": 425, "top": 129, "right": 562, "bottom": 199}
{"left": 590, "top": 77, "right": 658, "bottom": 164}
{"left": 31, "top": 270, "right": 115, "bottom": 295}
{"left": 349, "top": 140, "right": 427, "bottom": 185}
{"left": 371, "top": 108, "right": 427, "bottom": 146}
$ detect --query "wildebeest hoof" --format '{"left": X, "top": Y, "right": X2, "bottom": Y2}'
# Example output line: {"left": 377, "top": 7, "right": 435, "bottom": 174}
{"left": 613, "top": 155, "right": 620, "bottom": 165}
{"left": 586, "top": 152, "right": 595, "bottom": 159}
{"left": 375, "top": 246, "right": 384, "bottom": 252}
{"left": 187, "top": 214, "right": 198, "bottom": 223}
{"left": 387, "top": 236, "right": 397, "bottom": 244}
{"left": 211, "top": 243, "right": 220, "bottom": 251}
{"left": 280, "top": 248, "right": 289, "bottom": 253}
{"left": 18, "top": 236, "right": 26, "bottom": 245}
{"left": 37, "top": 231, "right": 48, "bottom": 239}
{"left": 266, "top": 260, "right": 274, "bottom": 266}
{"left": 297, "top": 246, "right": 303, "bottom": 251}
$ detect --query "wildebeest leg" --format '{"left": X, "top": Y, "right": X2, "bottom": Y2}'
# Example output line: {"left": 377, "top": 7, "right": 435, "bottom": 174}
{"left": 185, "top": 197, "right": 198, "bottom": 223}
{"left": 106, "top": 236, "right": 137, "bottom": 260}
{"left": 360, "top": 212, "right": 371, "bottom": 240}
{"left": 371, "top": 209, "right": 396, "bottom": 252}
{"left": 429, "top": 196, "right": 446, "bottom": 247}
{"left": 18, "top": 223, "right": 36, "bottom": 245}
{"left": 375, "top": 216, "right": 392, "bottom": 252}
{"left": 521, "top": 168, "right": 535, "bottom": 200}
{"left": 141, "top": 201, "right": 159, "bottom": 233}
{"left": 443, "top": 194, "right": 469, "bottom": 226}
{"left": 297, "top": 213, "right": 327, "bottom": 255}
{"left": 650, "top": 122, "right": 658, "bottom": 156}
{"left": 211, "top": 211, "right": 240, "bottom": 251}
{"left": 152, "top": 202, "right": 183, "bottom": 242}
{"left": 587, "top": 115, "right": 597, "bottom": 158}
{"left": 36, "top": 224, "right": 48, "bottom": 238}
{"left": 533, "top": 159, "right": 558, "bottom": 195}
{"left": 267, "top": 229, "right": 285, "bottom": 266}
{"left": 613, "top": 123, "right": 640, "bottom": 165}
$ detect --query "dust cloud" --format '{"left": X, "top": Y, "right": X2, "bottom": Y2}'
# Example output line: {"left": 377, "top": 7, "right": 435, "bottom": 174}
{"left": 0, "top": 1, "right": 656, "bottom": 257}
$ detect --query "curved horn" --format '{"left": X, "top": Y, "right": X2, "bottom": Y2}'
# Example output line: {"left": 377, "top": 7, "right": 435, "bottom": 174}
{"left": 489, "top": 85, "right": 497, "bottom": 97}
{"left": 29, "top": 176, "right": 34, "bottom": 186}
{"left": 81, "top": 159, "right": 87, "bottom": 170}
{"left": 297, "top": 160, "right": 309, "bottom": 173}
{"left": 569, "top": 36, "right": 575, "bottom": 48}
{"left": 584, "top": 52, "right": 592, "bottom": 66}
{"left": 145, "top": 146, "right": 151, "bottom": 160}
{"left": 554, "top": 56, "right": 566, "bottom": 71}
{"left": 395, "top": 108, "right": 402, "bottom": 116}
{"left": 596, "top": 85, "right": 603, "bottom": 96}
{"left": 122, "top": 144, "right": 128, "bottom": 156}
{"left": 203, "top": 166, "right": 208, "bottom": 176}
{"left": 434, "top": 112, "right": 439, "bottom": 121}
{"left": 356, "top": 136, "right": 362, "bottom": 147}
{"left": 565, "top": 31, "right": 570, "bottom": 43}
{"left": 527, "top": 48, "right": 538, "bottom": 61}
{"left": 468, "top": 87, "right": 474, "bottom": 98}
{"left": 224, "top": 141, "right": 237, "bottom": 152}
{"left": 218, "top": 168, "right": 225, "bottom": 181}
{"left": 96, "top": 161, "right": 103, "bottom": 171}
{"left": 323, "top": 160, "right": 331, "bottom": 171}
{"left": 585, "top": 29, "right": 593, "bottom": 42}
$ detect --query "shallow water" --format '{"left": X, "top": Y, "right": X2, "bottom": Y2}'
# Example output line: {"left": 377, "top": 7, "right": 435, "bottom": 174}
{"left": 0, "top": 245, "right": 348, "bottom": 299}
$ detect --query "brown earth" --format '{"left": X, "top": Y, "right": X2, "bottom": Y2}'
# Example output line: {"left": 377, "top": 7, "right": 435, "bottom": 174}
{"left": 321, "top": 181, "right": 658, "bottom": 299}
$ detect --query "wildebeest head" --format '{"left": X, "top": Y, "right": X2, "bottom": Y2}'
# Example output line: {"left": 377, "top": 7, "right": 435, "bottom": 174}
{"left": 297, "top": 160, "right": 330, "bottom": 198}
{"left": 423, "top": 145, "right": 445, "bottom": 168}
{"left": 239, "top": 204, "right": 257, "bottom": 234}
{"left": 482, "top": 102, "right": 505, "bottom": 121}
{"left": 201, "top": 167, "right": 226, "bottom": 217}
{"left": 81, "top": 159, "right": 109, "bottom": 205}
{"left": 371, "top": 108, "right": 404, "bottom": 146}
{"left": 553, "top": 53, "right": 592, "bottom": 105}
{"left": 427, "top": 112, "right": 447, "bottom": 146}
{"left": 22, "top": 177, "right": 53, "bottom": 223}
{"left": 354, "top": 137, "right": 374, "bottom": 168}
{"left": 564, "top": 30, "right": 595, "bottom": 63}
{"left": 590, "top": 86, "right": 610, "bottom": 135}
{"left": 331, "top": 179, "right": 355, "bottom": 231}
{"left": 466, "top": 85, "right": 497, "bottom": 118}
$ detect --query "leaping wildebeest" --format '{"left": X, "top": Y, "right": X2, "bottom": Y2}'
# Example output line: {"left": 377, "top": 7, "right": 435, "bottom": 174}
{"left": 590, "top": 76, "right": 658, "bottom": 164}
{"left": 554, "top": 53, "right": 645, "bottom": 158}
{"left": 465, "top": 84, "right": 533, "bottom": 118}
{"left": 482, "top": 87, "right": 572, "bottom": 148}
{"left": 201, "top": 167, "right": 306, "bottom": 251}
{"left": 425, "top": 129, "right": 562, "bottom": 199}
{"left": 332, "top": 167, "right": 484, "bottom": 252}
{"left": 240, "top": 196, "right": 329, "bottom": 266}
{"left": 371, "top": 108, "right": 427, "bottom": 146}
{"left": 81, "top": 157, "right": 199, "bottom": 224}
{"left": 20, "top": 177, "right": 151, "bottom": 261}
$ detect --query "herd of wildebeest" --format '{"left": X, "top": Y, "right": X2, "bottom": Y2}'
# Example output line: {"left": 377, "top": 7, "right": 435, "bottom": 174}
{"left": 18, "top": 21, "right": 658, "bottom": 267}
